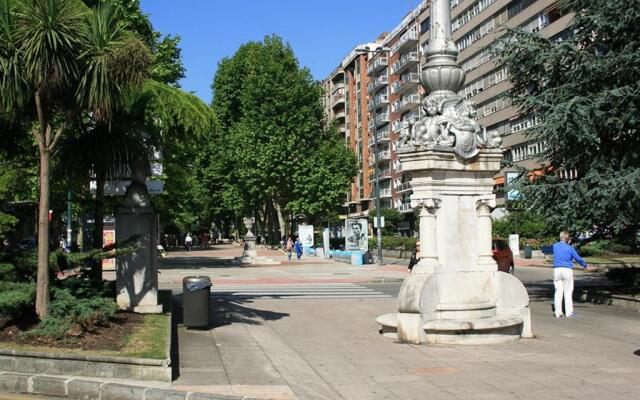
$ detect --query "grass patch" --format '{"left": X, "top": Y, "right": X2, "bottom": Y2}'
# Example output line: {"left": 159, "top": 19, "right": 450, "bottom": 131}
{"left": 583, "top": 256, "right": 640, "bottom": 265}
{"left": 115, "top": 314, "right": 168, "bottom": 359}
{"left": 0, "top": 314, "right": 169, "bottom": 360}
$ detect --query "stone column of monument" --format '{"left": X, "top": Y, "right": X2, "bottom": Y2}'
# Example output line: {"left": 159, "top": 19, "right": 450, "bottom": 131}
{"left": 115, "top": 158, "right": 162, "bottom": 313}
{"left": 242, "top": 217, "right": 257, "bottom": 259}
{"left": 234, "top": 217, "right": 280, "bottom": 265}
{"left": 377, "top": 0, "right": 531, "bottom": 344}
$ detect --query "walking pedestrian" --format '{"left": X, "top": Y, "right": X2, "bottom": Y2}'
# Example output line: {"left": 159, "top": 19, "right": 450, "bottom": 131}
{"left": 185, "top": 233, "right": 193, "bottom": 252}
{"left": 294, "top": 237, "right": 303, "bottom": 261}
{"left": 285, "top": 236, "right": 294, "bottom": 260}
{"left": 408, "top": 241, "right": 421, "bottom": 271}
{"left": 552, "top": 231, "right": 590, "bottom": 318}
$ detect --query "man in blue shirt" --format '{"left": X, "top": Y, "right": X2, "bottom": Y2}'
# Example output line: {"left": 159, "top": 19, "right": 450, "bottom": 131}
{"left": 552, "top": 231, "right": 590, "bottom": 318}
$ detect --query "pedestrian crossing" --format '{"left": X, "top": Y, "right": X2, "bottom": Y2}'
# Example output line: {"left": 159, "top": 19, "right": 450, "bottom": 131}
{"left": 207, "top": 283, "right": 392, "bottom": 300}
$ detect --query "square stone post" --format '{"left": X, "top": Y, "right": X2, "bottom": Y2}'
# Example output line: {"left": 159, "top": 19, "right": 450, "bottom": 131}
{"left": 115, "top": 181, "right": 162, "bottom": 314}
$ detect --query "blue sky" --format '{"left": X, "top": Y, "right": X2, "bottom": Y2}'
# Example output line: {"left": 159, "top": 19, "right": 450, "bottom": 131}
{"left": 140, "top": 0, "right": 421, "bottom": 103}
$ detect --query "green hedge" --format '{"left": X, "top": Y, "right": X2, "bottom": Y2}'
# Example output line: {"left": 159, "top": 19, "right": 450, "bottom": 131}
{"left": 580, "top": 240, "right": 634, "bottom": 257}
{"left": 0, "top": 282, "right": 36, "bottom": 328}
{"left": 368, "top": 236, "right": 417, "bottom": 250}
{"left": 27, "top": 285, "right": 117, "bottom": 340}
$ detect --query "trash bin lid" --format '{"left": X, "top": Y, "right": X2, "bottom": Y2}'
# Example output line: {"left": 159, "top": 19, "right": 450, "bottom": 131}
{"left": 184, "top": 276, "right": 212, "bottom": 292}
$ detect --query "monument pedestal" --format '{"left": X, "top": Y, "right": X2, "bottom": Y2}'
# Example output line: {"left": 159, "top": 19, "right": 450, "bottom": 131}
{"left": 233, "top": 218, "right": 279, "bottom": 265}
{"left": 377, "top": 149, "right": 532, "bottom": 344}
{"left": 115, "top": 183, "right": 162, "bottom": 314}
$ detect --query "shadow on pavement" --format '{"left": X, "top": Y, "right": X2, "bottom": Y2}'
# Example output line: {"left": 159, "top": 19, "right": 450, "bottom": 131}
{"left": 173, "top": 293, "right": 289, "bottom": 328}
{"left": 160, "top": 257, "right": 235, "bottom": 269}
{"left": 523, "top": 273, "right": 619, "bottom": 303}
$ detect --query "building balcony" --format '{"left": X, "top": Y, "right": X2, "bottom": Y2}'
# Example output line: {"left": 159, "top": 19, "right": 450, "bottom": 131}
{"left": 373, "top": 92, "right": 389, "bottom": 108}
{"left": 331, "top": 81, "right": 345, "bottom": 93}
{"left": 392, "top": 93, "right": 420, "bottom": 114}
{"left": 379, "top": 188, "right": 392, "bottom": 198}
{"left": 367, "top": 130, "right": 391, "bottom": 146}
{"left": 390, "top": 51, "right": 419, "bottom": 75}
{"left": 369, "top": 75, "right": 388, "bottom": 93}
{"left": 369, "top": 168, "right": 392, "bottom": 181}
{"left": 391, "top": 30, "right": 418, "bottom": 55}
{"left": 332, "top": 91, "right": 345, "bottom": 108}
{"left": 334, "top": 110, "right": 346, "bottom": 120}
{"left": 374, "top": 112, "right": 390, "bottom": 127}
{"left": 396, "top": 202, "right": 413, "bottom": 213}
{"left": 392, "top": 119, "right": 413, "bottom": 133}
{"left": 367, "top": 57, "right": 388, "bottom": 76}
{"left": 391, "top": 72, "right": 420, "bottom": 95}
{"left": 377, "top": 150, "right": 391, "bottom": 161}
{"left": 396, "top": 182, "right": 412, "bottom": 193}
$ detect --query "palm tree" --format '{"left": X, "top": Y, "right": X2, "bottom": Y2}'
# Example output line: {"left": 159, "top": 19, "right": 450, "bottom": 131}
{"left": 0, "top": 0, "right": 149, "bottom": 317}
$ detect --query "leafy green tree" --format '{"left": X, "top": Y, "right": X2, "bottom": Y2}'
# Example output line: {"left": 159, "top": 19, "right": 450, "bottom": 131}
{"left": 496, "top": 0, "right": 640, "bottom": 245}
{"left": 208, "top": 35, "right": 356, "bottom": 241}
{"left": 0, "top": 0, "right": 149, "bottom": 316}
{"left": 367, "top": 208, "right": 404, "bottom": 236}
{"left": 492, "top": 210, "right": 554, "bottom": 241}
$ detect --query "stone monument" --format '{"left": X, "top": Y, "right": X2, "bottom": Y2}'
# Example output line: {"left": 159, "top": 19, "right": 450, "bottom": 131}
{"left": 115, "top": 158, "right": 162, "bottom": 313}
{"left": 234, "top": 217, "right": 280, "bottom": 265}
{"left": 377, "top": 0, "right": 531, "bottom": 344}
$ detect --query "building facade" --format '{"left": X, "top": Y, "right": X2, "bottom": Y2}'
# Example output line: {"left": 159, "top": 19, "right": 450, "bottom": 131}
{"left": 323, "top": 0, "right": 573, "bottom": 220}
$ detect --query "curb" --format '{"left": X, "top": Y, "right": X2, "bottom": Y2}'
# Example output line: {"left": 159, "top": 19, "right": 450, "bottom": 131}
{"left": 0, "top": 372, "right": 256, "bottom": 400}
{"left": 577, "top": 289, "right": 640, "bottom": 312}
{"left": 0, "top": 304, "right": 174, "bottom": 383}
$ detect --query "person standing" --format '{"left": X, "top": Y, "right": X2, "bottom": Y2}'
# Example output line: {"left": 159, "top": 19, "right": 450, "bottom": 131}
{"left": 294, "top": 237, "right": 303, "bottom": 261}
{"left": 185, "top": 233, "right": 193, "bottom": 252}
{"left": 408, "top": 241, "right": 421, "bottom": 272}
{"left": 285, "top": 236, "right": 294, "bottom": 261}
{"left": 552, "top": 231, "right": 590, "bottom": 318}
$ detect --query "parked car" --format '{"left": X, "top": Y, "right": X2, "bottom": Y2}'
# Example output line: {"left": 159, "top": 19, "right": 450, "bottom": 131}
{"left": 492, "top": 239, "right": 514, "bottom": 274}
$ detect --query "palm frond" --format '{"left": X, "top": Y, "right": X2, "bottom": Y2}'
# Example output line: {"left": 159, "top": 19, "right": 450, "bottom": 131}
{"left": 13, "top": 0, "right": 85, "bottom": 92}
{"left": 0, "top": 0, "right": 30, "bottom": 113}
{"left": 76, "top": 2, "right": 150, "bottom": 121}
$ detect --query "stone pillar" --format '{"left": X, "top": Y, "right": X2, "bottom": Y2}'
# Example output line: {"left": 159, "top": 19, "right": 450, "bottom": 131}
{"left": 414, "top": 198, "right": 440, "bottom": 272}
{"left": 242, "top": 217, "right": 257, "bottom": 259}
{"left": 116, "top": 179, "right": 162, "bottom": 314}
{"left": 476, "top": 198, "right": 498, "bottom": 271}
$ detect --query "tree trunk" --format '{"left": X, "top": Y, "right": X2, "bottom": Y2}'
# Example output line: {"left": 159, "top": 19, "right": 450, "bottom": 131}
{"left": 266, "top": 199, "right": 276, "bottom": 245}
{"left": 35, "top": 147, "right": 51, "bottom": 318}
{"left": 275, "top": 202, "right": 286, "bottom": 238}
{"left": 91, "top": 169, "right": 106, "bottom": 282}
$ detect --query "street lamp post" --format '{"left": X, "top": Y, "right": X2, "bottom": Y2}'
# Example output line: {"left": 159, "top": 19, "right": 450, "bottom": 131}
{"left": 356, "top": 45, "right": 390, "bottom": 265}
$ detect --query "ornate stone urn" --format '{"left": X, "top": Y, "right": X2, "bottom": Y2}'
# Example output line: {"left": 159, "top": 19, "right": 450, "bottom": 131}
{"left": 377, "top": 0, "right": 531, "bottom": 344}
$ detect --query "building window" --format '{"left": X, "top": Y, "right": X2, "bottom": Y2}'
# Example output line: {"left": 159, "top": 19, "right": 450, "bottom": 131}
{"left": 420, "top": 17, "right": 430, "bottom": 33}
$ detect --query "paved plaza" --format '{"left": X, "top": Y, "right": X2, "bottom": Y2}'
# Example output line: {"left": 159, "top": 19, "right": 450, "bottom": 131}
{"left": 160, "top": 246, "right": 640, "bottom": 400}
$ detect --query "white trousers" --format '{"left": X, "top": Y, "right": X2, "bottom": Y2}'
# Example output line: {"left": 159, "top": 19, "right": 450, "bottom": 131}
{"left": 554, "top": 267, "right": 574, "bottom": 317}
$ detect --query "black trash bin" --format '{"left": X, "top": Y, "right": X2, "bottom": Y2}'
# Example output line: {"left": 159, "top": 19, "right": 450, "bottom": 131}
{"left": 524, "top": 244, "right": 532, "bottom": 259}
{"left": 182, "top": 276, "right": 212, "bottom": 328}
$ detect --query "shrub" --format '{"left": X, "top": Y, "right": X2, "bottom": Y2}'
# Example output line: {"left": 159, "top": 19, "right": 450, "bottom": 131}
{"left": 606, "top": 267, "right": 640, "bottom": 287}
{"left": 523, "top": 237, "right": 555, "bottom": 250}
{"left": 368, "top": 236, "right": 417, "bottom": 250}
{"left": 0, "top": 263, "right": 16, "bottom": 281}
{"left": 28, "top": 286, "right": 117, "bottom": 339}
{"left": 580, "top": 240, "right": 633, "bottom": 257}
{"left": 0, "top": 282, "right": 36, "bottom": 328}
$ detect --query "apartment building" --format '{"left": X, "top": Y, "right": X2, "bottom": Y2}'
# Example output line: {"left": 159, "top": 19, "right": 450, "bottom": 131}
{"left": 323, "top": 0, "right": 573, "bottom": 220}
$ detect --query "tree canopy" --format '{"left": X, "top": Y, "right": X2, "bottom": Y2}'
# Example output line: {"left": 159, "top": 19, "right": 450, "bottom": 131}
{"left": 205, "top": 35, "right": 356, "bottom": 240}
{"left": 496, "top": 0, "right": 640, "bottom": 244}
